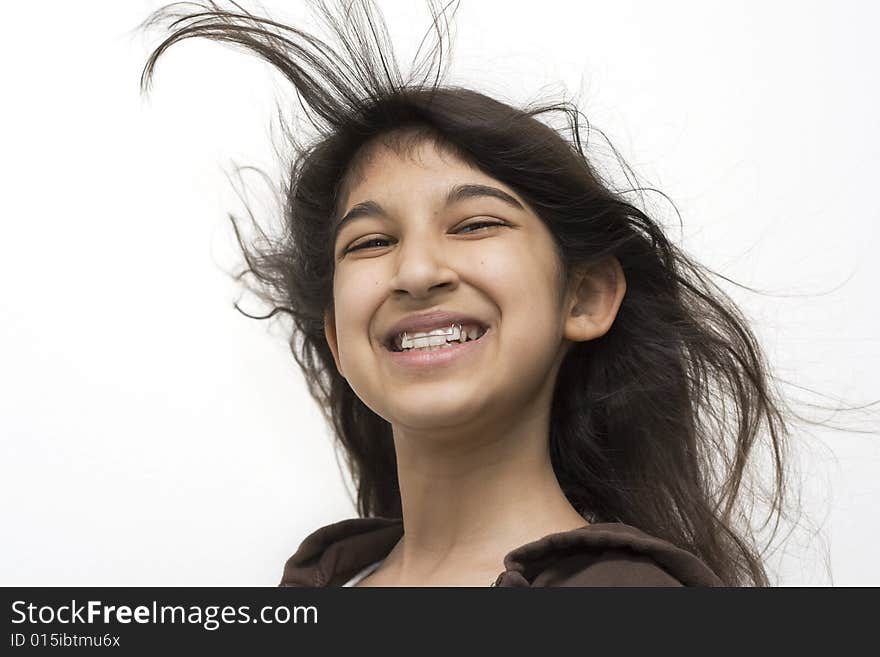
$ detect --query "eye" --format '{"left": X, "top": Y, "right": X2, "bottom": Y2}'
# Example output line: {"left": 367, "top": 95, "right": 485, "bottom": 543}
{"left": 344, "top": 236, "right": 392, "bottom": 254}
{"left": 455, "top": 219, "right": 508, "bottom": 234}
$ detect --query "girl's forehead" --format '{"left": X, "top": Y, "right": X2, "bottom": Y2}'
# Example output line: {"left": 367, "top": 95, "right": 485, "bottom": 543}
{"left": 349, "top": 136, "right": 472, "bottom": 183}
{"left": 337, "top": 137, "right": 503, "bottom": 213}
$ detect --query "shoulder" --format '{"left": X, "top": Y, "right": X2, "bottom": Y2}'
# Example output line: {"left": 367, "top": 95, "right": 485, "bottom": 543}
{"left": 279, "top": 517, "right": 403, "bottom": 587}
{"left": 531, "top": 548, "right": 687, "bottom": 587}
{"left": 499, "top": 522, "right": 724, "bottom": 587}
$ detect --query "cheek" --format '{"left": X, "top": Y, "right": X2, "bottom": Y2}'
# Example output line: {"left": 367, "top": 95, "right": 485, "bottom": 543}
{"left": 476, "top": 240, "right": 562, "bottom": 315}
{"left": 332, "top": 269, "right": 383, "bottom": 363}
{"left": 445, "top": 244, "right": 564, "bottom": 416}
{"left": 475, "top": 241, "right": 564, "bottom": 357}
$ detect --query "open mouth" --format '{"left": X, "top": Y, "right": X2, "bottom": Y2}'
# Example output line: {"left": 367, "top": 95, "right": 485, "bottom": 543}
{"left": 385, "top": 323, "right": 489, "bottom": 353}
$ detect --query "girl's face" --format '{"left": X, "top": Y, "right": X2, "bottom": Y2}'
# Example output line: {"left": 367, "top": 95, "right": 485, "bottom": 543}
{"left": 326, "top": 139, "right": 575, "bottom": 433}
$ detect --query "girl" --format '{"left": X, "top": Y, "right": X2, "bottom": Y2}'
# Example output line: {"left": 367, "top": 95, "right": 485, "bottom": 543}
{"left": 140, "top": 0, "right": 802, "bottom": 586}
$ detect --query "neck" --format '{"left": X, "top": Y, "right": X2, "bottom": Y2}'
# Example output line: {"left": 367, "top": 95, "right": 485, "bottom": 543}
{"left": 386, "top": 397, "right": 588, "bottom": 583}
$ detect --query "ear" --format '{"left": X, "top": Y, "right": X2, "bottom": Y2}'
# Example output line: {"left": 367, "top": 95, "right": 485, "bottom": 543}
{"left": 563, "top": 256, "right": 627, "bottom": 342}
{"left": 324, "top": 307, "right": 345, "bottom": 378}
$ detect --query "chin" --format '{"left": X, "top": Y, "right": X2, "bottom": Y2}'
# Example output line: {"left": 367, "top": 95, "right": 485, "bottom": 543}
{"left": 388, "top": 391, "right": 487, "bottom": 432}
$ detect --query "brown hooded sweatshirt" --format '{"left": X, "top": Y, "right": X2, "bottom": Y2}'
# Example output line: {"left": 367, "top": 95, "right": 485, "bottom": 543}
{"left": 279, "top": 517, "right": 724, "bottom": 587}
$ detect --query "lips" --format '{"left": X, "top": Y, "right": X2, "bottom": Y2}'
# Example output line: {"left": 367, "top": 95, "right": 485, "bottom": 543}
{"left": 382, "top": 310, "right": 489, "bottom": 351}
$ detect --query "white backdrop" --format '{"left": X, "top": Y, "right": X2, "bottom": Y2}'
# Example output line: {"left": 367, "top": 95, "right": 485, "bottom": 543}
{"left": 1, "top": 0, "right": 877, "bottom": 585}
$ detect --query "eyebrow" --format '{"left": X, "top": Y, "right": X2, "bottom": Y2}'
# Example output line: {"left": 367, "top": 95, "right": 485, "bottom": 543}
{"left": 333, "top": 183, "right": 525, "bottom": 236}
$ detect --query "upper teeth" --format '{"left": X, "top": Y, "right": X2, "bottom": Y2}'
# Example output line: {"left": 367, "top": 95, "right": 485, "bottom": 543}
{"left": 397, "top": 323, "right": 485, "bottom": 350}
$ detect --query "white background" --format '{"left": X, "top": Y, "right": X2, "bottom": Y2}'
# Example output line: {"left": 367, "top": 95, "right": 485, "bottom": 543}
{"left": 1, "top": 0, "right": 877, "bottom": 585}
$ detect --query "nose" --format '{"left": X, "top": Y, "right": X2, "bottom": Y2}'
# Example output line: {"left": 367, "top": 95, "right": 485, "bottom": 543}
{"left": 388, "top": 228, "right": 459, "bottom": 299}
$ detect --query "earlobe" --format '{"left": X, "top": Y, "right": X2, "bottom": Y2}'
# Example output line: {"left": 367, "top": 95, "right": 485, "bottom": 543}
{"left": 563, "top": 256, "right": 627, "bottom": 342}
{"left": 324, "top": 308, "right": 345, "bottom": 377}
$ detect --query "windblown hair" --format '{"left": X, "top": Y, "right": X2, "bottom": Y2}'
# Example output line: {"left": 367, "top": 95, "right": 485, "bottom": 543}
{"left": 140, "top": 0, "right": 804, "bottom": 585}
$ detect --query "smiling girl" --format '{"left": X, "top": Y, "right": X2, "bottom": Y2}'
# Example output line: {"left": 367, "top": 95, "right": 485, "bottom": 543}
{"left": 141, "top": 0, "right": 798, "bottom": 586}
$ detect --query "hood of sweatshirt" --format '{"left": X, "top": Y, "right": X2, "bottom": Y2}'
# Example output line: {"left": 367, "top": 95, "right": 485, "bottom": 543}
{"left": 279, "top": 517, "right": 723, "bottom": 587}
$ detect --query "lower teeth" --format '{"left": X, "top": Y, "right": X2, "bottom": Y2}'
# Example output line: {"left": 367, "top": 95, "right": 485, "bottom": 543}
{"left": 401, "top": 343, "right": 456, "bottom": 353}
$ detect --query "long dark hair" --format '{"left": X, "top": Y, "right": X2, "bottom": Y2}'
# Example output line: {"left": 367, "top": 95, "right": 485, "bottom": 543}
{"left": 139, "top": 0, "right": 835, "bottom": 585}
